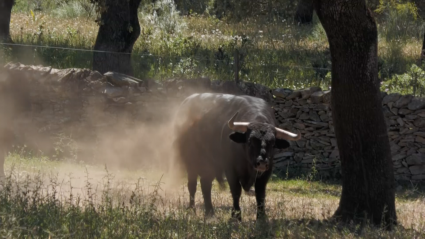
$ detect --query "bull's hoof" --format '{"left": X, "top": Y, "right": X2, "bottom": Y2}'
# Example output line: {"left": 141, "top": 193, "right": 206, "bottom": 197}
{"left": 256, "top": 212, "right": 268, "bottom": 223}
{"left": 231, "top": 210, "right": 242, "bottom": 221}
{"left": 186, "top": 205, "right": 196, "bottom": 213}
{"left": 205, "top": 209, "right": 215, "bottom": 218}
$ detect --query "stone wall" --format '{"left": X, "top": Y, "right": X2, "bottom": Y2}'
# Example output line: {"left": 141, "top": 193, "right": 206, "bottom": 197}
{"left": 271, "top": 87, "right": 425, "bottom": 182}
{"left": 1, "top": 63, "right": 425, "bottom": 181}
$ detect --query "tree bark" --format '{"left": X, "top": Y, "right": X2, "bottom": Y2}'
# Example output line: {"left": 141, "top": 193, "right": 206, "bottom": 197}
{"left": 294, "top": 0, "right": 314, "bottom": 24}
{"left": 0, "top": 0, "right": 14, "bottom": 43}
{"left": 314, "top": 0, "right": 397, "bottom": 228}
{"left": 92, "top": 0, "right": 142, "bottom": 76}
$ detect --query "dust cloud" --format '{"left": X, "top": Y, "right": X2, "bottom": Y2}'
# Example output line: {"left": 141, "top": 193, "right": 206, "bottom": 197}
{"left": 0, "top": 64, "right": 196, "bottom": 200}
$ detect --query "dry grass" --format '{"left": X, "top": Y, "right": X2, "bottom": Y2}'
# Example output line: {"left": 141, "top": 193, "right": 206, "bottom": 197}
{"left": 2, "top": 153, "right": 425, "bottom": 238}
{"left": 3, "top": 9, "right": 422, "bottom": 91}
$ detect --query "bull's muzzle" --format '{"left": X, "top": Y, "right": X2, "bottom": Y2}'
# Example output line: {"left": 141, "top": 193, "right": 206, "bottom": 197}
{"left": 255, "top": 156, "right": 269, "bottom": 172}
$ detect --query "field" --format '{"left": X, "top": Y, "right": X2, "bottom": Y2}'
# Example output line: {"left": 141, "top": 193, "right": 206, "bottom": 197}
{"left": 2, "top": 0, "right": 424, "bottom": 92}
{"left": 1, "top": 1, "right": 425, "bottom": 238}
{"left": 0, "top": 151, "right": 424, "bottom": 238}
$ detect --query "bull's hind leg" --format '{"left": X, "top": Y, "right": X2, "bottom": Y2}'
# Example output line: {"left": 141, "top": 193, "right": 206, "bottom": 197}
{"left": 200, "top": 177, "right": 214, "bottom": 217}
{"left": 187, "top": 172, "right": 197, "bottom": 210}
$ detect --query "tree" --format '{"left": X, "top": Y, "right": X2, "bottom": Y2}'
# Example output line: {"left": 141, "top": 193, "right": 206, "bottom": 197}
{"left": 294, "top": 0, "right": 314, "bottom": 24}
{"left": 313, "top": 0, "right": 397, "bottom": 228}
{"left": 92, "top": 0, "right": 143, "bottom": 76}
{"left": 0, "top": 0, "right": 14, "bottom": 43}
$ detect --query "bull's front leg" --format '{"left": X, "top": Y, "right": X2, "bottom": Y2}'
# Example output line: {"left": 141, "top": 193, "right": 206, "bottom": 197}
{"left": 226, "top": 173, "right": 242, "bottom": 221}
{"left": 187, "top": 172, "right": 197, "bottom": 210}
{"left": 254, "top": 172, "right": 271, "bottom": 220}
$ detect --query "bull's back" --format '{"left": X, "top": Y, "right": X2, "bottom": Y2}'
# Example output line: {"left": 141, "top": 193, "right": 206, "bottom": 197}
{"left": 173, "top": 93, "right": 273, "bottom": 171}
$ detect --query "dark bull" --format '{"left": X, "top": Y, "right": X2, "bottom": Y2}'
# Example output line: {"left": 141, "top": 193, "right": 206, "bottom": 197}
{"left": 172, "top": 93, "right": 301, "bottom": 221}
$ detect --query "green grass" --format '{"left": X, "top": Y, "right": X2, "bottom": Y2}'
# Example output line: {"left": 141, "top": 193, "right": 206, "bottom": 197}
{"left": 2, "top": 0, "right": 424, "bottom": 91}
{"left": 1, "top": 152, "right": 425, "bottom": 238}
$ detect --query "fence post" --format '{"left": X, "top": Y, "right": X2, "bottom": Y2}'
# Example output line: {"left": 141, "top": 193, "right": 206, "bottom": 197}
{"left": 234, "top": 49, "right": 239, "bottom": 84}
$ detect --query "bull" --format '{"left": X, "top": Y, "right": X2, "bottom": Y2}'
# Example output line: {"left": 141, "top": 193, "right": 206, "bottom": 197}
{"left": 172, "top": 93, "right": 301, "bottom": 221}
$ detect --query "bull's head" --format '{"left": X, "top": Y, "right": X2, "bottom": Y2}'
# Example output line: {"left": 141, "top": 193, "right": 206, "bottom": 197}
{"left": 228, "top": 112, "right": 300, "bottom": 172}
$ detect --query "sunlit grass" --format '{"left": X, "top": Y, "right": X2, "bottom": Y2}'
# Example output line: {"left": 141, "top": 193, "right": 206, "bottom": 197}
{"left": 5, "top": 9, "right": 422, "bottom": 91}
{"left": 1, "top": 152, "right": 425, "bottom": 238}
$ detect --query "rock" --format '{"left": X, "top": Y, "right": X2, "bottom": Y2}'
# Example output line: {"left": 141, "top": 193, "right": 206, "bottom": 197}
{"left": 402, "top": 161, "right": 408, "bottom": 168}
{"left": 102, "top": 86, "right": 126, "bottom": 98}
{"left": 392, "top": 154, "right": 406, "bottom": 161}
{"left": 414, "top": 118, "right": 425, "bottom": 128}
{"left": 406, "top": 154, "right": 425, "bottom": 165}
{"left": 383, "top": 93, "right": 401, "bottom": 105}
{"left": 240, "top": 82, "right": 272, "bottom": 102}
{"left": 405, "top": 115, "right": 418, "bottom": 120}
{"left": 104, "top": 72, "right": 142, "bottom": 87}
{"left": 393, "top": 161, "right": 402, "bottom": 168}
{"left": 330, "top": 149, "right": 339, "bottom": 159}
{"left": 383, "top": 106, "right": 393, "bottom": 117}
{"left": 322, "top": 91, "right": 331, "bottom": 103}
{"left": 408, "top": 98, "right": 425, "bottom": 110}
{"left": 400, "top": 128, "right": 418, "bottom": 135}
{"left": 409, "top": 165, "right": 425, "bottom": 175}
{"left": 390, "top": 142, "right": 401, "bottom": 154}
{"left": 310, "top": 91, "right": 325, "bottom": 103}
{"left": 398, "top": 109, "right": 412, "bottom": 115}
{"left": 309, "top": 110, "right": 321, "bottom": 122}
{"left": 273, "top": 88, "right": 293, "bottom": 98}
{"left": 416, "top": 136, "right": 425, "bottom": 144}
{"left": 395, "top": 174, "right": 410, "bottom": 181}
{"left": 286, "top": 91, "right": 301, "bottom": 100}
{"left": 397, "top": 167, "right": 410, "bottom": 174}
{"left": 301, "top": 87, "right": 321, "bottom": 99}
{"left": 294, "top": 152, "right": 304, "bottom": 162}
{"left": 412, "top": 174, "right": 425, "bottom": 180}
{"left": 320, "top": 113, "right": 329, "bottom": 122}
{"left": 294, "top": 123, "right": 305, "bottom": 130}
{"left": 394, "top": 95, "right": 414, "bottom": 108}
{"left": 316, "top": 104, "right": 329, "bottom": 111}
{"left": 418, "top": 112, "right": 425, "bottom": 117}
{"left": 414, "top": 132, "right": 425, "bottom": 137}
{"left": 397, "top": 118, "right": 404, "bottom": 126}
{"left": 299, "top": 113, "right": 310, "bottom": 120}
{"left": 296, "top": 140, "right": 306, "bottom": 148}
{"left": 87, "top": 71, "right": 104, "bottom": 82}
{"left": 274, "top": 152, "right": 294, "bottom": 158}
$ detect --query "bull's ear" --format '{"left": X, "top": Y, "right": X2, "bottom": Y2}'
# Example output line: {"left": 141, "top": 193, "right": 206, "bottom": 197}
{"left": 275, "top": 139, "right": 290, "bottom": 149}
{"left": 229, "top": 132, "right": 246, "bottom": 143}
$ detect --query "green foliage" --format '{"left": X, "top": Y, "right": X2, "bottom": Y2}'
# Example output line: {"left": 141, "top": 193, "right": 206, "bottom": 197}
{"left": 51, "top": 0, "right": 95, "bottom": 19}
{"left": 5, "top": 0, "right": 424, "bottom": 93}
{"left": 381, "top": 64, "right": 425, "bottom": 96}
{"left": 375, "top": 0, "right": 422, "bottom": 41}
{"left": 139, "top": 0, "right": 188, "bottom": 36}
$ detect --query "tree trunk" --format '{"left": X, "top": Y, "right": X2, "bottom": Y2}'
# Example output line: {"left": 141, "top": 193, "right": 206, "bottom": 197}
{"left": 92, "top": 0, "right": 142, "bottom": 76}
{"left": 314, "top": 0, "right": 397, "bottom": 228}
{"left": 0, "top": 0, "right": 14, "bottom": 42}
{"left": 294, "top": 0, "right": 314, "bottom": 24}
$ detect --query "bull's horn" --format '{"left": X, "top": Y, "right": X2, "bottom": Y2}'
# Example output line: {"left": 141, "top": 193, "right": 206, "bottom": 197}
{"left": 275, "top": 127, "right": 301, "bottom": 141}
{"left": 228, "top": 112, "right": 250, "bottom": 133}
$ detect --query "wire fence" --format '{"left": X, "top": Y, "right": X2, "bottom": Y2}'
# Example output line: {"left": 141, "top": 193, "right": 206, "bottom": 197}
{"left": 0, "top": 41, "right": 333, "bottom": 90}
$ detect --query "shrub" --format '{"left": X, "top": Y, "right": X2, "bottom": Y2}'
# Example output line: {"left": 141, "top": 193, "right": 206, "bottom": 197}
{"left": 381, "top": 64, "right": 425, "bottom": 96}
